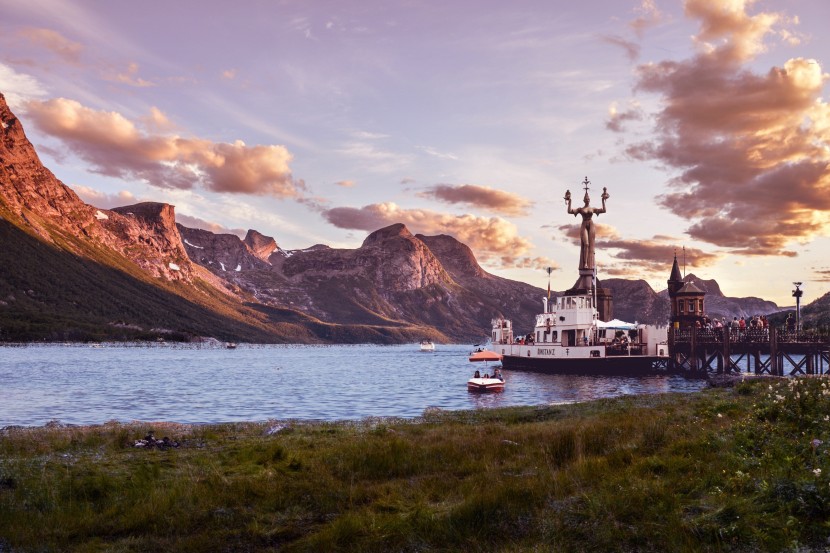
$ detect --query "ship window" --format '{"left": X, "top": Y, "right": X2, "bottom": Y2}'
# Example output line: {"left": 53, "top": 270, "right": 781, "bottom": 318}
{"left": 536, "top": 331, "right": 541, "bottom": 343}
{"left": 591, "top": 350, "right": 601, "bottom": 358}
{"left": 551, "top": 331, "right": 558, "bottom": 342}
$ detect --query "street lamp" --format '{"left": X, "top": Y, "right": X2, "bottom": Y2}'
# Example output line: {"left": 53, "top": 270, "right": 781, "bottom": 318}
{"left": 792, "top": 282, "right": 804, "bottom": 331}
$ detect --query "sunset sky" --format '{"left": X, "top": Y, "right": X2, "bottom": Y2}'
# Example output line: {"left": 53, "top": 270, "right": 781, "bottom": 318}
{"left": 1, "top": 0, "right": 828, "bottom": 307}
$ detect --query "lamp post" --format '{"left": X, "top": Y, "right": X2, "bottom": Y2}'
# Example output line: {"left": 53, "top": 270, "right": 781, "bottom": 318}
{"left": 792, "top": 282, "right": 803, "bottom": 332}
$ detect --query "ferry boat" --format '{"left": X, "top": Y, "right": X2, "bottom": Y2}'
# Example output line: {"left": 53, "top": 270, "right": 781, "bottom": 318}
{"left": 486, "top": 295, "right": 668, "bottom": 375}
{"left": 482, "top": 177, "right": 669, "bottom": 375}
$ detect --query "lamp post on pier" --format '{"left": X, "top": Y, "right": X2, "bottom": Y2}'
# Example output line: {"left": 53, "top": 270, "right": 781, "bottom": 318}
{"left": 792, "top": 282, "right": 804, "bottom": 332}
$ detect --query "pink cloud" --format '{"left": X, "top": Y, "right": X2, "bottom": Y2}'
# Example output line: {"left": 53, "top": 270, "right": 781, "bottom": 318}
{"left": 175, "top": 213, "right": 245, "bottom": 237}
{"left": 626, "top": 0, "right": 830, "bottom": 256}
{"left": 18, "top": 28, "right": 83, "bottom": 65}
{"left": 24, "top": 97, "right": 303, "bottom": 198}
{"left": 601, "top": 35, "right": 641, "bottom": 62}
{"left": 70, "top": 185, "right": 137, "bottom": 208}
{"left": 418, "top": 183, "right": 532, "bottom": 216}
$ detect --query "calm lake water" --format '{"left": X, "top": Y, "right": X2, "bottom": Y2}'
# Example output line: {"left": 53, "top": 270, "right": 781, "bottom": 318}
{"left": 1, "top": 343, "right": 708, "bottom": 427}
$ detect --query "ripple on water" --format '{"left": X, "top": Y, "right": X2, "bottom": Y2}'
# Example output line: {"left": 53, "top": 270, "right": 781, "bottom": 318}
{"left": 0, "top": 343, "right": 707, "bottom": 426}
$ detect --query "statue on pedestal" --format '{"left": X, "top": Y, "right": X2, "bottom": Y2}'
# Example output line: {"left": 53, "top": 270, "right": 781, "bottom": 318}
{"left": 564, "top": 177, "right": 609, "bottom": 272}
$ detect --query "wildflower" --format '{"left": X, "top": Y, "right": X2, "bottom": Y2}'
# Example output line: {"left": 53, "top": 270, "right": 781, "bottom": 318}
{"left": 812, "top": 439, "right": 823, "bottom": 449}
{"left": 717, "top": 413, "right": 723, "bottom": 418}
{"left": 814, "top": 468, "right": 822, "bottom": 477}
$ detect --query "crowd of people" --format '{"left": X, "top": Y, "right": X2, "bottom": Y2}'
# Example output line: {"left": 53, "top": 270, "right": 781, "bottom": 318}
{"left": 695, "top": 314, "right": 770, "bottom": 332}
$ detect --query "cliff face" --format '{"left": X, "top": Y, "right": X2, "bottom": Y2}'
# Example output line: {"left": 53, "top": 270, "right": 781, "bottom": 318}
{"left": 0, "top": 93, "right": 195, "bottom": 282}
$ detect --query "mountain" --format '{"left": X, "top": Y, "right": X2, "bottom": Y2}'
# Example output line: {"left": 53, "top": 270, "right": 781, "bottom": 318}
{"left": 601, "top": 278, "right": 671, "bottom": 324}
{"left": 179, "top": 222, "right": 546, "bottom": 342}
{"left": 0, "top": 91, "right": 546, "bottom": 343}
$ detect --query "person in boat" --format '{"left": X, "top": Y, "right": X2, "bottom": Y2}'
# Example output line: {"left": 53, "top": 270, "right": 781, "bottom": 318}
{"left": 474, "top": 370, "right": 481, "bottom": 378}
{"left": 484, "top": 373, "right": 489, "bottom": 379}
{"left": 494, "top": 368, "right": 503, "bottom": 381}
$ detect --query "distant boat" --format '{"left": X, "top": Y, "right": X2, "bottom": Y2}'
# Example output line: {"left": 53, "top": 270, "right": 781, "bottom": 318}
{"left": 226, "top": 342, "right": 238, "bottom": 349}
{"left": 467, "top": 368, "right": 505, "bottom": 392}
{"left": 419, "top": 340, "right": 435, "bottom": 352}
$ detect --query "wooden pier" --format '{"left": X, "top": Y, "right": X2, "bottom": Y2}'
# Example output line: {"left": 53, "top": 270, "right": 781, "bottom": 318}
{"left": 668, "top": 327, "right": 830, "bottom": 377}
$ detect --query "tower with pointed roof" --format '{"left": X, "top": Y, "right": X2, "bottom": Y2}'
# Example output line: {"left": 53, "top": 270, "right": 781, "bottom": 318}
{"left": 667, "top": 253, "right": 705, "bottom": 328}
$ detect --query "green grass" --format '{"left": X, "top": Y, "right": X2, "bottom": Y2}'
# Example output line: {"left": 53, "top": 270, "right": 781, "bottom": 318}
{"left": 3, "top": 380, "right": 830, "bottom": 551}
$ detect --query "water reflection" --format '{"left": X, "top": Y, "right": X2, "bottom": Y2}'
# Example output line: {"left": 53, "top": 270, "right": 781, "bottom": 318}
{"left": 1, "top": 343, "right": 707, "bottom": 426}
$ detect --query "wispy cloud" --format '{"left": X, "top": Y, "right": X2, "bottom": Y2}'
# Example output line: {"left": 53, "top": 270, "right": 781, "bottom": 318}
{"left": 175, "top": 213, "right": 246, "bottom": 237}
{"left": 17, "top": 27, "right": 83, "bottom": 65}
{"left": 70, "top": 185, "right": 138, "bottom": 208}
{"left": 0, "top": 64, "right": 47, "bottom": 108}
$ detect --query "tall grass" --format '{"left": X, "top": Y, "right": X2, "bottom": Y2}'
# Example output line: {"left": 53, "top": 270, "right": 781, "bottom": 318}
{"left": 3, "top": 381, "right": 830, "bottom": 551}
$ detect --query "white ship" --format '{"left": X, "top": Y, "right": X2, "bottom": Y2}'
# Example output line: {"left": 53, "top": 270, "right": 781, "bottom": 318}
{"left": 483, "top": 177, "right": 669, "bottom": 375}
{"left": 487, "top": 293, "right": 668, "bottom": 375}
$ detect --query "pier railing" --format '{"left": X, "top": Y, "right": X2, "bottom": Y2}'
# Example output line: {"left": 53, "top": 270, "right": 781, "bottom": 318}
{"left": 668, "top": 326, "right": 830, "bottom": 376}
{"left": 672, "top": 328, "right": 830, "bottom": 345}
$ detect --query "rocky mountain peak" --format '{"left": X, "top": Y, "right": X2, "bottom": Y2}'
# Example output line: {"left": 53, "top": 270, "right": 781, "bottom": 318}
{"left": 112, "top": 202, "right": 176, "bottom": 229}
{"left": 361, "top": 223, "right": 413, "bottom": 247}
{"left": 417, "top": 233, "right": 488, "bottom": 280}
{"left": 683, "top": 273, "right": 724, "bottom": 297}
{"left": 243, "top": 229, "right": 278, "bottom": 261}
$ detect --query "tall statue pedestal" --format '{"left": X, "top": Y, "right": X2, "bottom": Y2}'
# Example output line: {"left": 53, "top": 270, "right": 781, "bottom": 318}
{"left": 565, "top": 269, "right": 613, "bottom": 322}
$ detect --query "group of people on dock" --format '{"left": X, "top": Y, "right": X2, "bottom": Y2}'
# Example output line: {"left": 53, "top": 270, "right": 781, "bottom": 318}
{"left": 696, "top": 315, "right": 770, "bottom": 333}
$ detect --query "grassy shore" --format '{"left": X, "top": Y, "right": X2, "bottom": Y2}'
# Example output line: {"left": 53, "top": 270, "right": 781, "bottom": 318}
{"left": 2, "top": 377, "right": 830, "bottom": 552}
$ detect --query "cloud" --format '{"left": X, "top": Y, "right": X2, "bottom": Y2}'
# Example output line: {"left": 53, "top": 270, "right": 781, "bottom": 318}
{"left": 335, "top": 180, "right": 355, "bottom": 187}
{"left": 106, "top": 62, "right": 155, "bottom": 88}
{"left": 23, "top": 97, "right": 304, "bottom": 198}
{"left": 601, "top": 35, "right": 641, "bottom": 62}
{"left": 71, "top": 185, "right": 137, "bottom": 208}
{"left": 0, "top": 64, "right": 47, "bottom": 108}
{"left": 322, "top": 202, "right": 535, "bottom": 265}
{"left": 18, "top": 27, "right": 83, "bottom": 65}
{"left": 175, "top": 213, "right": 245, "bottom": 237}
{"left": 630, "top": 0, "right": 665, "bottom": 37}
{"left": 606, "top": 101, "right": 644, "bottom": 132}
{"left": 557, "top": 222, "right": 721, "bottom": 277}
{"left": 812, "top": 268, "right": 830, "bottom": 283}
{"left": 626, "top": 0, "right": 830, "bottom": 256}
{"left": 418, "top": 145, "right": 459, "bottom": 160}
{"left": 418, "top": 183, "right": 532, "bottom": 216}
{"left": 221, "top": 69, "right": 237, "bottom": 80}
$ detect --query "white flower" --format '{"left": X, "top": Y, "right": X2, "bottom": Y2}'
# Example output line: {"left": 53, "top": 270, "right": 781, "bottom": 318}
{"left": 814, "top": 468, "right": 822, "bottom": 477}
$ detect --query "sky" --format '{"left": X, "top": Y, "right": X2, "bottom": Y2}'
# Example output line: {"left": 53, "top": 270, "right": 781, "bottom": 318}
{"left": 0, "top": 0, "right": 828, "bottom": 307}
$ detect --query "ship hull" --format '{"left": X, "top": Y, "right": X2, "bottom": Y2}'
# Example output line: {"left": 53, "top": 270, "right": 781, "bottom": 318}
{"left": 500, "top": 353, "right": 663, "bottom": 375}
